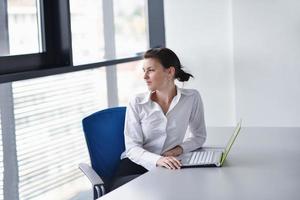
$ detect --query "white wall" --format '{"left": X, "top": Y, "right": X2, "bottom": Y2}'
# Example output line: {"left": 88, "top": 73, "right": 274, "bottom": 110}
{"left": 164, "top": 0, "right": 300, "bottom": 127}
{"left": 233, "top": 0, "right": 300, "bottom": 126}
{"left": 164, "top": 0, "right": 236, "bottom": 126}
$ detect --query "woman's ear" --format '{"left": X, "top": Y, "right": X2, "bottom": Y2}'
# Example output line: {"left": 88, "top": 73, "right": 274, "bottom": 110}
{"left": 169, "top": 66, "right": 176, "bottom": 79}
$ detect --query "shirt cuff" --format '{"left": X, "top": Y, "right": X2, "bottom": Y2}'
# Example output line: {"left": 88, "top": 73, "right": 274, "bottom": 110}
{"left": 142, "top": 152, "right": 162, "bottom": 170}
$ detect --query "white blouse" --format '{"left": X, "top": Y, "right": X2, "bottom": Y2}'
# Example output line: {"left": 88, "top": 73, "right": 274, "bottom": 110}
{"left": 121, "top": 87, "right": 206, "bottom": 170}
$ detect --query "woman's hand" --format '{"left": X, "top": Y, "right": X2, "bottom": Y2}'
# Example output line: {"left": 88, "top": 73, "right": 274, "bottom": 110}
{"left": 162, "top": 145, "right": 183, "bottom": 157}
{"left": 156, "top": 156, "right": 182, "bottom": 170}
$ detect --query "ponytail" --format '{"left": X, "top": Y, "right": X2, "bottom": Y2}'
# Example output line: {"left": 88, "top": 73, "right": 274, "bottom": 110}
{"left": 175, "top": 67, "right": 193, "bottom": 82}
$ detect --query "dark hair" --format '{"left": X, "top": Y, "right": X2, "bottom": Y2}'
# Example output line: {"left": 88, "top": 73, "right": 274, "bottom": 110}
{"left": 143, "top": 47, "right": 194, "bottom": 82}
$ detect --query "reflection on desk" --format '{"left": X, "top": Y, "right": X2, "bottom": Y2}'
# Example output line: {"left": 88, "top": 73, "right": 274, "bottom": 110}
{"left": 98, "top": 127, "right": 300, "bottom": 200}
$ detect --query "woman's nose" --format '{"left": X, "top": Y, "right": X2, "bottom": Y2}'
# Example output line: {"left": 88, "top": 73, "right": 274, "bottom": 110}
{"left": 143, "top": 72, "right": 148, "bottom": 80}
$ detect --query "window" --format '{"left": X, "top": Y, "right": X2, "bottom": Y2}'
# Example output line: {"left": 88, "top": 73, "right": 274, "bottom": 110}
{"left": 117, "top": 60, "right": 146, "bottom": 106}
{"left": 0, "top": 0, "right": 165, "bottom": 81}
{"left": 70, "top": 0, "right": 105, "bottom": 65}
{"left": 13, "top": 68, "right": 107, "bottom": 199}
{"left": 0, "top": 0, "right": 73, "bottom": 77}
{"left": 70, "top": 0, "right": 148, "bottom": 65}
{"left": 0, "top": 0, "right": 42, "bottom": 56}
{"left": 114, "top": 0, "right": 148, "bottom": 57}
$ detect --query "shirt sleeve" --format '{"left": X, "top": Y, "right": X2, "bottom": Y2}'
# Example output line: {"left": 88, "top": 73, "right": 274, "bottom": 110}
{"left": 180, "top": 90, "right": 207, "bottom": 153}
{"left": 124, "top": 97, "right": 161, "bottom": 170}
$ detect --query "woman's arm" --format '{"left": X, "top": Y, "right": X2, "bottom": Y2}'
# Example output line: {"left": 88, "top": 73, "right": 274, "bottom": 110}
{"left": 124, "top": 98, "right": 162, "bottom": 170}
{"left": 180, "top": 91, "right": 207, "bottom": 153}
{"left": 162, "top": 145, "right": 183, "bottom": 157}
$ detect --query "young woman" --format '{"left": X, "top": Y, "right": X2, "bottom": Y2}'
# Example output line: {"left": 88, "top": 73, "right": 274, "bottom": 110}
{"left": 110, "top": 47, "right": 206, "bottom": 190}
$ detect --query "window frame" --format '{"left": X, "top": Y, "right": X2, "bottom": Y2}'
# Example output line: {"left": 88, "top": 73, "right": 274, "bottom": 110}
{"left": 0, "top": 0, "right": 72, "bottom": 78}
{"left": 0, "top": 0, "right": 165, "bottom": 84}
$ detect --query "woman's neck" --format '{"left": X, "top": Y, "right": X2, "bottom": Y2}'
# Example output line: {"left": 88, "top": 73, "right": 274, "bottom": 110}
{"left": 152, "top": 84, "right": 177, "bottom": 107}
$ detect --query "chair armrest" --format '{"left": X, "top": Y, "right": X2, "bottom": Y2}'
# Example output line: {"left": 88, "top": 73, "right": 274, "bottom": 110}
{"left": 79, "top": 163, "right": 106, "bottom": 199}
{"left": 79, "top": 163, "right": 104, "bottom": 186}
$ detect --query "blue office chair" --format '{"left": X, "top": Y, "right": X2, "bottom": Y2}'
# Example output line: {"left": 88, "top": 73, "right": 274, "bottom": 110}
{"left": 79, "top": 107, "right": 126, "bottom": 199}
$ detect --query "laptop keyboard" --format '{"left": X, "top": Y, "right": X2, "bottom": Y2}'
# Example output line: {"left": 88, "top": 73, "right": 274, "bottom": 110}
{"left": 188, "top": 151, "right": 214, "bottom": 165}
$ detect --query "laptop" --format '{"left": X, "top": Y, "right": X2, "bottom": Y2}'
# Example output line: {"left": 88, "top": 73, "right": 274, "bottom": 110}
{"left": 179, "top": 120, "right": 242, "bottom": 168}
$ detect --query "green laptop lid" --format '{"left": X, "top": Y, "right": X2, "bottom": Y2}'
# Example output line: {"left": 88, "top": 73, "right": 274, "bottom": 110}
{"left": 220, "top": 120, "right": 242, "bottom": 165}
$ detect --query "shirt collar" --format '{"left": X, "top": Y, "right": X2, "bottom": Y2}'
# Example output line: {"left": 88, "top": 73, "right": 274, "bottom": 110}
{"left": 137, "top": 91, "right": 153, "bottom": 104}
{"left": 137, "top": 85, "right": 192, "bottom": 105}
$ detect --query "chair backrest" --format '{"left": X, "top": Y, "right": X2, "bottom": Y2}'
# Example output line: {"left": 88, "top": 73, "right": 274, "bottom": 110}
{"left": 82, "top": 107, "right": 126, "bottom": 183}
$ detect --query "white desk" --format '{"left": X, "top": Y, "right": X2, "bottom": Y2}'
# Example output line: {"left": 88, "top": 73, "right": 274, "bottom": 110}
{"left": 99, "top": 127, "right": 300, "bottom": 200}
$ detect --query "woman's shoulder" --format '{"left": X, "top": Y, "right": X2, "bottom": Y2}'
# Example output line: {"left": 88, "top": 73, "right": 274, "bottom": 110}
{"left": 179, "top": 88, "right": 201, "bottom": 96}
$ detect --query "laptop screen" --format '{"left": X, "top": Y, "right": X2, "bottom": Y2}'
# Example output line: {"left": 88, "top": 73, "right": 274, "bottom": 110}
{"left": 220, "top": 120, "right": 242, "bottom": 165}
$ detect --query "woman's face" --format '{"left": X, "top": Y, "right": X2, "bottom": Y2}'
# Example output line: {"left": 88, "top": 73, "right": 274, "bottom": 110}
{"left": 142, "top": 58, "right": 173, "bottom": 91}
